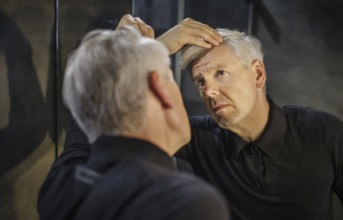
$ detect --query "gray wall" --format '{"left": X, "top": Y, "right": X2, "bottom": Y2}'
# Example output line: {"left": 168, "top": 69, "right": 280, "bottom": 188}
{"left": 258, "top": 0, "right": 343, "bottom": 119}
{"left": 256, "top": 1, "right": 343, "bottom": 218}
{"left": 0, "top": 1, "right": 131, "bottom": 219}
{"left": 0, "top": 1, "right": 55, "bottom": 219}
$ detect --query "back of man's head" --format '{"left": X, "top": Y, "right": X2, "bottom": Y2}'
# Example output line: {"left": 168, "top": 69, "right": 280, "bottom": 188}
{"left": 63, "top": 26, "right": 170, "bottom": 143}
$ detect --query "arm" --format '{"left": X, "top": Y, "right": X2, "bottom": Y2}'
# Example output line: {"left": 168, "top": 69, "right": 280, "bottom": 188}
{"left": 54, "top": 119, "right": 91, "bottom": 167}
{"left": 116, "top": 15, "right": 223, "bottom": 55}
{"left": 38, "top": 119, "right": 91, "bottom": 197}
{"left": 37, "top": 118, "right": 91, "bottom": 216}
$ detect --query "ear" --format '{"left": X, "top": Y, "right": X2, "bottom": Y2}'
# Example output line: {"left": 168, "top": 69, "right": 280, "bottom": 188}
{"left": 252, "top": 60, "right": 267, "bottom": 89}
{"left": 148, "top": 71, "right": 173, "bottom": 108}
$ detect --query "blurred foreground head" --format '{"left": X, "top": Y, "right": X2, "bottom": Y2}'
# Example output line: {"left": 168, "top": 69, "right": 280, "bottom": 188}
{"left": 63, "top": 26, "right": 190, "bottom": 149}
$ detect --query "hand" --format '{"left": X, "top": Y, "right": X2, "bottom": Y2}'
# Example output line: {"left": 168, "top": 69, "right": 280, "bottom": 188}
{"left": 157, "top": 18, "right": 223, "bottom": 55}
{"left": 116, "top": 14, "right": 155, "bottom": 38}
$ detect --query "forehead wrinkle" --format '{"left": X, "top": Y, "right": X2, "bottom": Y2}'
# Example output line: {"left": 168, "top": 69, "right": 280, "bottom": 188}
{"left": 192, "top": 64, "right": 207, "bottom": 79}
{"left": 192, "top": 62, "right": 227, "bottom": 78}
{"left": 193, "top": 65, "right": 207, "bottom": 73}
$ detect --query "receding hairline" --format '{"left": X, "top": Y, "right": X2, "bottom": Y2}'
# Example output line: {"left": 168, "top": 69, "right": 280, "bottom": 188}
{"left": 184, "top": 42, "right": 244, "bottom": 77}
{"left": 181, "top": 28, "right": 264, "bottom": 75}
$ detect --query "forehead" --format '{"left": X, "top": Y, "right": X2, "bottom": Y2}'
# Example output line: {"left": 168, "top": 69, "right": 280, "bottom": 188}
{"left": 191, "top": 43, "right": 237, "bottom": 75}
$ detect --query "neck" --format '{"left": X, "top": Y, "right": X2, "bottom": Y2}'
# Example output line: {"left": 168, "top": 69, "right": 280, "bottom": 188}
{"left": 125, "top": 99, "right": 178, "bottom": 157}
{"left": 233, "top": 94, "right": 270, "bottom": 142}
{"left": 124, "top": 127, "right": 174, "bottom": 158}
{"left": 123, "top": 127, "right": 175, "bottom": 157}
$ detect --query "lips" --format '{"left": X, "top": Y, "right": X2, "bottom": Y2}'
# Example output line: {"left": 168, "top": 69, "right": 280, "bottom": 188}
{"left": 212, "top": 104, "right": 230, "bottom": 114}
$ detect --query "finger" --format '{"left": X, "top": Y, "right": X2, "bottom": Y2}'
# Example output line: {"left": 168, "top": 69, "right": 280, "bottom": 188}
{"left": 177, "top": 25, "right": 219, "bottom": 47}
{"left": 117, "top": 14, "right": 136, "bottom": 26}
{"left": 203, "top": 34, "right": 222, "bottom": 46}
{"left": 146, "top": 25, "right": 155, "bottom": 38}
{"left": 116, "top": 14, "right": 139, "bottom": 30}
{"left": 135, "top": 17, "right": 154, "bottom": 38}
{"left": 187, "top": 36, "right": 213, "bottom": 49}
{"left": 181, "top": 18, "right": 223, "bottom": 44}
{"left": 134, "top": 17, "right": 147, "bottom": 33}
{"left": 188, "top": 24, "right": 222, "bottom": 45}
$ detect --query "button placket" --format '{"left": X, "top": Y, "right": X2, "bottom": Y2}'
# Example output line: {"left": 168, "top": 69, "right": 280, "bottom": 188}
{"left": 241, "top": 142, "right": 267, "bottom": 192}
{"left": 250, "top": 144, "right": 258, "bottom": 154}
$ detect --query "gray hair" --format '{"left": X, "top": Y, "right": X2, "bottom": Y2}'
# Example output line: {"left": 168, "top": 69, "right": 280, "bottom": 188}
{"left": 181, "top": 29, "right": 264, "bottom": 73}
{"left": 63, "top": 26, "right": 170, "bottom": 143}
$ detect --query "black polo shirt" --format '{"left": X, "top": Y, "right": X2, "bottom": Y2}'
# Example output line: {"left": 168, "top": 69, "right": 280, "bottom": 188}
{"left": 38, "top": 122, "right": 229, "bottom": 220}
{"left": 177, "top": 97, "right": 343, "bottom": 220}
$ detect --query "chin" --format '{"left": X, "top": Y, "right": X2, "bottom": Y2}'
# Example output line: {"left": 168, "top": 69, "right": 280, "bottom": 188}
{"left": 213, "top": 115, "right": 234, "bottom": 129}
{"left": 213, "top": 110, "right": 241, "bottom": 126}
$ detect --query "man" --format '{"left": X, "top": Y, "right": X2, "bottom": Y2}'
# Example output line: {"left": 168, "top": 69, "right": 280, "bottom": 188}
{"left": 159, "top": 20, "right": 343, "bottom": 219}
{"left": 37, "top": 17, "right": 229, "bottom": 220}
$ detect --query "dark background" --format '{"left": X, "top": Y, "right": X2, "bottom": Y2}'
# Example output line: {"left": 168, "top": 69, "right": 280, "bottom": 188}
{"left": 0, "top": 0, "right": 342, "bottom": 219}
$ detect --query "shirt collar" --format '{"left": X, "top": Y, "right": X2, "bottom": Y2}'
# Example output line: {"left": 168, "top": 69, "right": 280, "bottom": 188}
{"left": 228, "top": 95, "right": 287, "bottom": 160}
{"left": 88, "top": 136, "right": 176, "bottom": 171}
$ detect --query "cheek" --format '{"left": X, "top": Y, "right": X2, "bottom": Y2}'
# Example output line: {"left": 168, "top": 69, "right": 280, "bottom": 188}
{"left": 234, "top": 75, "right": 256, "bottom": 93}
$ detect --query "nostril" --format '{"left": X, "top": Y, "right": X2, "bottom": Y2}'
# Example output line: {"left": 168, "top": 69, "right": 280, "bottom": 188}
{"left": 204, "top": 86, "right": 218, "bottom": 97}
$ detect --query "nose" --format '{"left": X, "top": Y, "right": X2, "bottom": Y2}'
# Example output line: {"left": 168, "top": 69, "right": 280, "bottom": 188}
{"left": 202, "top": 82, "right": 219, "bottom": 98}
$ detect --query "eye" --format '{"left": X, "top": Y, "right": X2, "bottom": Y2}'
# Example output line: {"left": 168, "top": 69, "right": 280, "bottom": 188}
{"left": 195, "top": 78, "right": 205, "bottom": 90}
{"left": 215, "top": 70, "right": 226, "bottom": 78}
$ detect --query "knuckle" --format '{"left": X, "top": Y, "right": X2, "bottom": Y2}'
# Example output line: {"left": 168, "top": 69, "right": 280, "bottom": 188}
{"left": 178, "top": 24, "right": 185, "bottom": 31}
{"left": 123, "top": 14, "right": 131, "bottom": 18}
{"left": 182, "top": 18, "right": 192, "bottom": 24}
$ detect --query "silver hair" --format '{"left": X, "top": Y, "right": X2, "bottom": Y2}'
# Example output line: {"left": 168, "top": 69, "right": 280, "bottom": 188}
{"left": 63, "top": 26, "right": 170, "bottom": 143}
{"left": 181, "top": 28, "right": 264, "bottom": 73}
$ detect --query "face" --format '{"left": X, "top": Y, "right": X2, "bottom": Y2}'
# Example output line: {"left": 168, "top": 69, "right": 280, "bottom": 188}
{"left": 192, "top": 43, "right": 261, "bottom": 130}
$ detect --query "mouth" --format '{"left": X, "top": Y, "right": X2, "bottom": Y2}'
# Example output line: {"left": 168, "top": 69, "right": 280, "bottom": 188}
{"left": 212, "top": 104, "right": 231, "bottom": 114}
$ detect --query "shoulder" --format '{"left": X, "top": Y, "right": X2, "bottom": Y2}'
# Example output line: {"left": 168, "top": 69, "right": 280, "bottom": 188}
{"left": 283, "top": 105, "right": 342, "bottom": 128}
{"left": 190, "top": 115, "right": 218, "bottom": 130}
{"left": 180, "top": 174, "right": 229, "bottom": 219}
{"left": 38, "top": 165, "right": 92, "bottom": 220}
{"left": 189, "top": 115, "right": 223, "bottom": 138}
{"left": 283, "top": 105, "right": 326, "bottom": 120}
{"left": 77, "top": 163, "right": 229, "bottom": 220}
{"left": 282, "top": 105, "right": 343, "bottom": 143}
{"left": 173, "top": 173, "right": 227, "bottom": 202}
{"left": 177, "top": 115, "right": 225, "bottom": 162}
{"left": 148, "top": 172, "right": 230, "bottom": 220}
